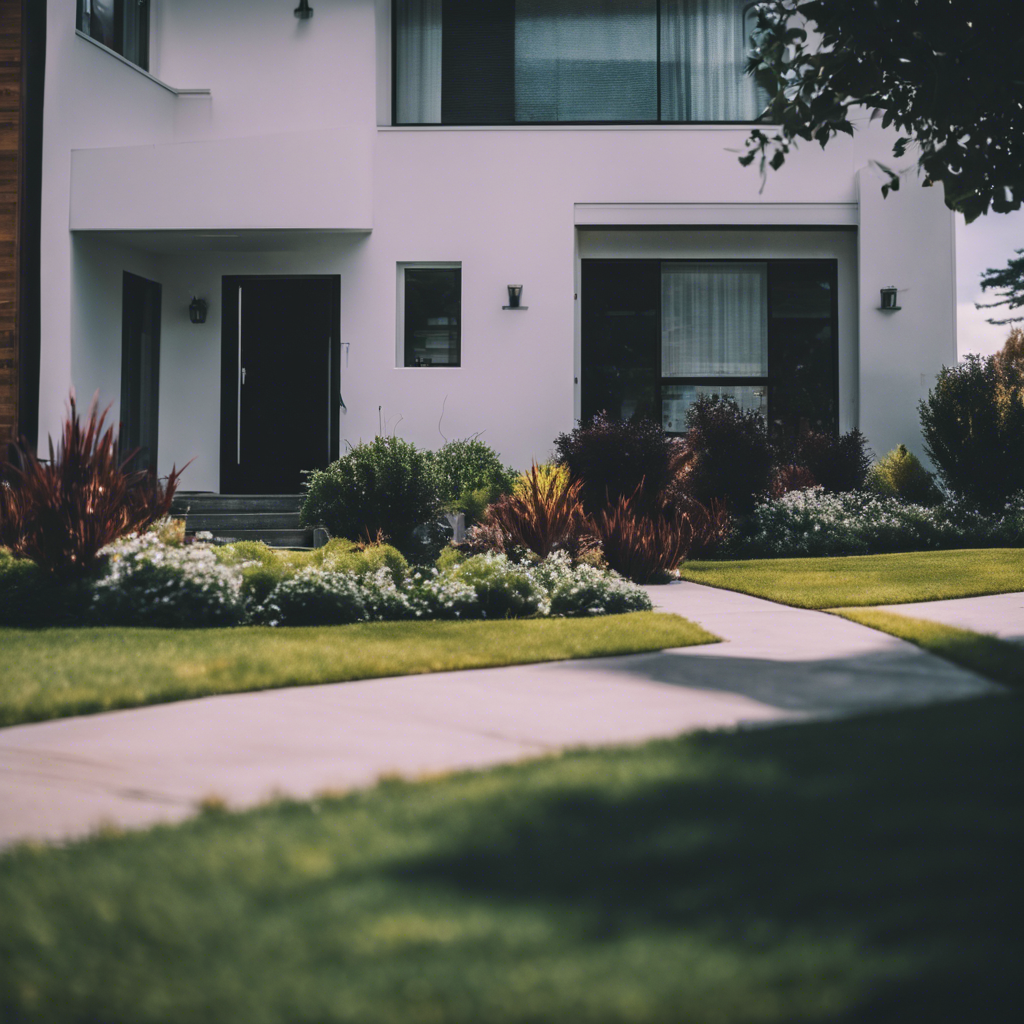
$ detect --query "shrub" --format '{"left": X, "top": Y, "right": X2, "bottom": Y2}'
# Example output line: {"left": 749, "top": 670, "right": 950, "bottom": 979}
{"left": 91, "top": 533, "right": 246, "bottom": 627}
{"left": 299, "top": 437, "right": 445, "bottom": 557}
{"left": 460, "top": 520, "right": 506, "bottom": 555}
{"left": 254, "top": 568, "right": 369, "bottom": 627}
{"left": 727, "top": 487, "right": 1024, "bottom": 559}
{"left": 919, "top": 353, "right": 1024, "bottom": 509}
{"left": 867, "top": 445, "right": 942, "bottom": 505}
{"left": 553, "top": 414, "right": 684, "bottom": 515}
{"left": 591, "top": 488, "right": 693, "bottom": 584}
{"left": 769, "top": 464, "right": 817, "bottom": 498}
{"left": 444, "top": 553, "right": 546, "bottom": 619}
{"left": 530, "top": 552, "right": 652, "bottom": 616}
{"left": 0, "top": 392, "right": 184, "bottom": 578}
{"left": 787, "top": 428, "right": 872, "bottom": 493}
{"left": 486, "top": 463, "right": 593, "bottom": 559}
{"left": 435, "top": 546, "right": 466, "bottom": 573}
{"left": 320, "top": 539, "right": 409, "bottom": 584}
{"left": 672, "top": 495, "right": 733, "bottom": 560}
{"left": 0, "top": 549, "right": 87, "bottom": 626}
{"left": 432, "top": 439, "right": 517, "bottom": 525}
{"left": 681, "top": 396, "right": 772, "bottom": 515}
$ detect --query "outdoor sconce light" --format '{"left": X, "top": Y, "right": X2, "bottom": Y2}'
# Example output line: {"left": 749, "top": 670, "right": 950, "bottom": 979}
{"left": 879, "top": 286, "right": 901, "bottom": 311}
{"left": 189, "top": 297, "right": 208, "bottom": 324}
{"left": 294, "top": 0, "right": 314, "bottom": 19}
{"left": 503, "top": 285, "right": 528, "bottom": 310}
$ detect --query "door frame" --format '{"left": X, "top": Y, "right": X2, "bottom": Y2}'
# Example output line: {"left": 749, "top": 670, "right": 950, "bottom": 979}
{"left": 219, "top": 274, "right": 342, "bottom": 494}
{"left": 119, "top": 270, "right": 162, "bottom": 473}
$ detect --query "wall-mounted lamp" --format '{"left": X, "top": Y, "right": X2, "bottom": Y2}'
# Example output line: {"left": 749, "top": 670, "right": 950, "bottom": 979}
{"left": 879, "top": 286, "right": 901, "bottom": 311}
{"left": 503, "top": 285, "right": 528, "bottom": 310}
{"left": 189, "top": 297, "right": 208, "bottom": 324}
{"left": 294, "top": 0, "right": 314, "bottom": 19}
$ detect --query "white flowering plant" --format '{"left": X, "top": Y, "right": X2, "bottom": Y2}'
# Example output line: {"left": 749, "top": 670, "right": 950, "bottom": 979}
{"left": 726, "top": 487, "right": 1024, "bottom": 559}
{"left": 2, "top": 531, "right": 653, "bottom": 628}
{"left": 91, "top": 531, "right": 247, "bottom": 626}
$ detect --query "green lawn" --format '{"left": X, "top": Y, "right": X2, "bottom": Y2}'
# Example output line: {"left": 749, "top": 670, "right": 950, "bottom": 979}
{"left": 679, "top": 548, "right": 1024, "bottom": 609}
{"left": 1, "top": 696, "right": 1018, "bottom": 1023}
{"left": 0, "top": 613, "right": 715, "bottom": 728}
{"left": 833, "top": 608, "right": 1024, "bottom": 690}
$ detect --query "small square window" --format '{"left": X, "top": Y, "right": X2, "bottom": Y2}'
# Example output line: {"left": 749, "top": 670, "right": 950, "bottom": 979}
{"left": 399, "top": 265, "right": 462, "bottom": 367}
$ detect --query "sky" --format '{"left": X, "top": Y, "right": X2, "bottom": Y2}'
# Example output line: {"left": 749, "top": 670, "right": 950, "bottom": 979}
{"left": 956, "top": 208, "right": 1024, "bottom": 359}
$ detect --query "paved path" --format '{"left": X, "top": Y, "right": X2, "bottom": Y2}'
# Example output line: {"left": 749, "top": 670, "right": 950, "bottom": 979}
{"left": 0, "top": 583, "right": 999, "bottom": 848}
{"left": 876, "top": 591, "right": 1024, "bottom": 645}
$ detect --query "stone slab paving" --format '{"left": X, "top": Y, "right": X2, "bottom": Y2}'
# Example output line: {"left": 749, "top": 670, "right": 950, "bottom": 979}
{"left": 0, "top": 582, "right": 1000, "bottom": 848}
{"left": 875, "top": 591, "right": 1024, "bottom": 645}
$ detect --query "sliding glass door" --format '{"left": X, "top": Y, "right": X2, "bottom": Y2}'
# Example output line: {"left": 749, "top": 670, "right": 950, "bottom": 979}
{"left": 394, "top": 0, "right": 767, "bottom": 124}
{"left": 581, "top": 259, "right": 838, "bottom": 441}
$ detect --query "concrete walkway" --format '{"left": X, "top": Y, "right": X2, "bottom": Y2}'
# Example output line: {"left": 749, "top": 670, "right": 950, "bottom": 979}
{"left": 0, "top": 583, "right": 1000, "bottom": 848}
{"left": 876, "top": 591, "right": 1024, "bottom": 645}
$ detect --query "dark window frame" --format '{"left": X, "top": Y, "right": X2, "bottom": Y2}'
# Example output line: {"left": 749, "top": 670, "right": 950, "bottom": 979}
{"left": 76, "top": 0, "right": 150, "bottom": 72}
{"left": 400, "top": 264, "right": 463, "bottom": 369}
{"left": 581, "top": 257, "right": 840, "bottom": 438}
{"left": 391, "top": 0, "right": 770, "bottom": 127}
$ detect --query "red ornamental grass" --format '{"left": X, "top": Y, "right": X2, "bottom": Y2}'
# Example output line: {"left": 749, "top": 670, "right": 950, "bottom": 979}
{"left": 0, "top": 392, "right": 186, "bottom": 578}
{"left": 593, "top": 487, "right": 730, "bottom": 583}
{"left": 485, "top": 463, "right": 593, "bottom": 559}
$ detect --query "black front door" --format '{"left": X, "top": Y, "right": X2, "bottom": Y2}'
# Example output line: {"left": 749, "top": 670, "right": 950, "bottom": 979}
{"left": 221, "top": 276, "right": 340, "bottom": 494}
{"left": 120, "top": 271, "right": 162, "bottom": 473}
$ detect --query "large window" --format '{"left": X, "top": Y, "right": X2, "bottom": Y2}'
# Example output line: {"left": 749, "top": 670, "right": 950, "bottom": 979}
{"left": 394, "top": 0, "right": 767, "bottom": 125}
{"left": 399, "top": 265, "right": 462, "bottom": 367}
{"left": 581, "top": 259, "right": 838, "bottom": 441}
{"left": 77, "top": 0, "right": 150, "bottom": 71}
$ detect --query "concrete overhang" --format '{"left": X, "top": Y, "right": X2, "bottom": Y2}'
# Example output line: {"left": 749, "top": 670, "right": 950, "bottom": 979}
{"left": 70, "top": 129, "right": 374, "bottom": 233}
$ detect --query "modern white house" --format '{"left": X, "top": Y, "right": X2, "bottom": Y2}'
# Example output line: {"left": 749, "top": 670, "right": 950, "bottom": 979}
{"left": 26, "top": 0, "right": 956, "bottom": 497}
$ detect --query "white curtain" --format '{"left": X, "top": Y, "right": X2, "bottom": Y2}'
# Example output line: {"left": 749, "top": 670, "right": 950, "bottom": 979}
{"left": 515, "top": 0, "right": 658, "bottom": 122}
{"left": 660, "top": 0, "right": 765, "bottom": 121}
{"left": 661, "top": 262, "right": 768, "bottom": 376}
{"left": 395, "top": 0, "right": 442, "bottom": 124}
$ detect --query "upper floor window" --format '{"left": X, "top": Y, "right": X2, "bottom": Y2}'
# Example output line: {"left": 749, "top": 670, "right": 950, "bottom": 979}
{"left": 77, "top": 0, "right": 150, "bottom": 71}
{"left": 394, "top": 0, "right": 767, "bottom": 125}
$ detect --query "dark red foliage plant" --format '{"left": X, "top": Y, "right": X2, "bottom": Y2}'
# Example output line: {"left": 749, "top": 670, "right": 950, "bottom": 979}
{"left": 485, "top": 463, "right": 594, "bottom": 559}
{"left": 591, "top": 485, "right": 730, "bottom": 584}
{"left": 0, "top": 392, "right": 186, "bottom": 578}
{"left": 769, "top": 464, "right": 818, "bottom": 499}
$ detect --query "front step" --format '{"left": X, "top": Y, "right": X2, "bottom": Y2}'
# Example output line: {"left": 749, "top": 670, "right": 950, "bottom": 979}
{"left": 170, "top": 493, "right": 318, "bottom": 548}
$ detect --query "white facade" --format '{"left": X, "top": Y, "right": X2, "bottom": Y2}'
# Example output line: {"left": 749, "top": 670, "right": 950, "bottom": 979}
{"left": 41, "top": 0, "right": 956, "bottom": 491}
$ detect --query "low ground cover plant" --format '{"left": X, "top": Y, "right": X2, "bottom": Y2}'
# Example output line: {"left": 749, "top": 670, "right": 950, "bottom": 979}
{"left": 0, "top": 528, "right": 651, "bottom": 628}
{"left": 726, "top": 487, "right": 1024, "bottom": 559}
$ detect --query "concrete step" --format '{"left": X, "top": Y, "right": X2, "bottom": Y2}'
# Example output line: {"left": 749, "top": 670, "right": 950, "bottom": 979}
{"left": 171, "top": 493, "right": 304, "bottom": 514}
{"left": 202, "top": 528, "right": 316, "bottom": 548}
{"left": 184, "top": 512, "right": 302, "bottom": 532}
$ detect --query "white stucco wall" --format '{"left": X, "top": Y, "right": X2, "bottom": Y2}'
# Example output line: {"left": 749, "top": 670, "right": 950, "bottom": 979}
{"left": 42, "top": 0, "right": 957, "bottom": 488}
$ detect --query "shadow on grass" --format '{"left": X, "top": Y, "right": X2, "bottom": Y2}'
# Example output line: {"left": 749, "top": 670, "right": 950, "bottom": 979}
{"left": 387, "top": 697, "right": 1021, "bottom": 1021}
